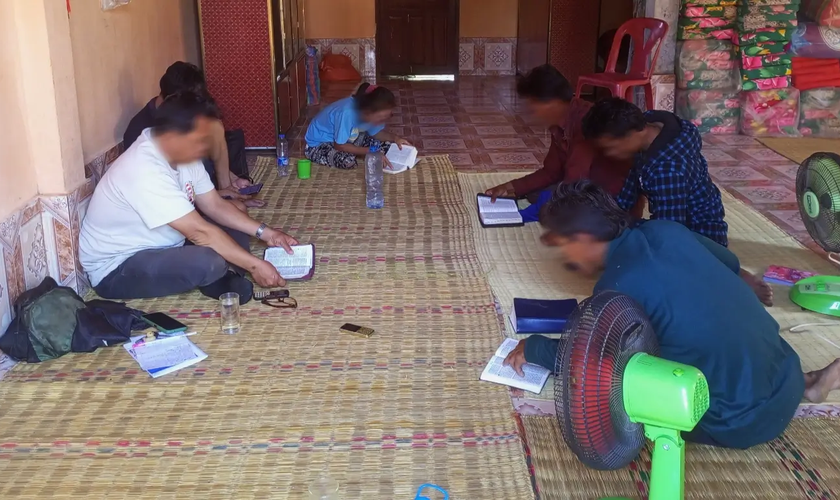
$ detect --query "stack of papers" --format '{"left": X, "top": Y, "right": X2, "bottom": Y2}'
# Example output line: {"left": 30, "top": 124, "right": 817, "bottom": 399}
{"left": 123, "top": 334, "right": 207, "bottom": 378}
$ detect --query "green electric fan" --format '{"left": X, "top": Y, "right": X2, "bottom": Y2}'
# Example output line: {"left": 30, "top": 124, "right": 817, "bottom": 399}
{"left": 791, "top": 152, "right": 840, "bottom": 316}
{"left": 554, "top": 291, "right": 710, "bottom": 500}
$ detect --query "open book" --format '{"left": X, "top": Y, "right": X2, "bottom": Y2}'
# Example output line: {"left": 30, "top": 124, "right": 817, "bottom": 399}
{"left": 384, "top": 144, "right": 420, "bottom": 174}
{"left": 123, "top": 334, "right": 207, "bottom": 379}
{"left": 264, "top": 244, "right": 316, "bottom": 281}
{"left": 476, "top": 194, "right": 524, "bottom": 227}
{"left": 480, "top": 338, "right": 550, "bottom": 393}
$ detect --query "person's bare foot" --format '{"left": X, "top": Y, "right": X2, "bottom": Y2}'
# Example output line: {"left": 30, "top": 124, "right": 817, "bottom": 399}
{"left": 804, "top": 359, "right": 840, "bottom": 403}
{"left": 244, "top": 199, "right": 267, "bottom": 208}
{"left": 740, "top": 268, "right": 773, "bottom": 307}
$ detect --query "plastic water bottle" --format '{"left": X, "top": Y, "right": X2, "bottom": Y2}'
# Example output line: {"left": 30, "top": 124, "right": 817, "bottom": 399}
{"left": 365, "top": 145, "right": 384, "bottom": 209}
{"left": 277, "top": 134, "right": 290, "bottom": 177}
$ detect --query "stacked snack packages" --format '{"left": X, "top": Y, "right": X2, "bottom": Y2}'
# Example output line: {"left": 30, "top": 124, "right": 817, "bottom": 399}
{"left": 736, "top": 0, "right": 801, "bottom": 91}
{"left": 679, "top": 0, "right": 739, "bottom": 41}
{"left": 677, "top": 0, "right": 742, "bottom": 134}
{"left": 799, "top": 87, "right": 840, "bottom": 137}
{"left": 740, "top": 87, "right": 801, "bottom": 135}
{"left": 735, "top": 0, "right": 802, "bottom": 135}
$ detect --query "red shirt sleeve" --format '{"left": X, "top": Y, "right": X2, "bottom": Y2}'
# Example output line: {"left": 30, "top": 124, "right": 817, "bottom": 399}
{"left": 509, "top": 132, "right": 566, "bottom": 196}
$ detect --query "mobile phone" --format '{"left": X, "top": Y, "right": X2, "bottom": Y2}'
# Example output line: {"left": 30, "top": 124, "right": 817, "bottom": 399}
{"left": 239, "top": 183, "right": 264, "bottom": 196}
{"left": 339, "top": 323, "right": 374, "bottom": 338}
{"left": 254, "top": 289, "right": 290, "bottom": 300}
{"left": 141, "top": 312, "right": 188, "bottom": 333}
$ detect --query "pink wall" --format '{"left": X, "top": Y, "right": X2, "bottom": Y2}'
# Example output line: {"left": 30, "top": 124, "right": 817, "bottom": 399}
{"left": 0, "top": 3, "right": 39, "bottom": 219}
{"left": 69, "top": 0, "right": 200, "bottom": 163}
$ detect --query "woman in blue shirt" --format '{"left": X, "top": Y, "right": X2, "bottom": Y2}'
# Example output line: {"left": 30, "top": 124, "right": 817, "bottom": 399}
{"left": 304, "top": 83, "right": 411, "bottom": 169}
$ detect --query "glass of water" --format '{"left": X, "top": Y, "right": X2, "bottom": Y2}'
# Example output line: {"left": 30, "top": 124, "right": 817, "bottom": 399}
{"left": 307, "top": 474, "right": 339, "bottom": 500}
{"left": 219, "top": 292, "right": 240, "bottom": 334}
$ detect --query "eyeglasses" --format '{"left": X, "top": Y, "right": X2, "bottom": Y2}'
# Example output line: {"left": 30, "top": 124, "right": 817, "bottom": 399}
{"left": 261, "top": 297, "right": 298, "bottom": 309}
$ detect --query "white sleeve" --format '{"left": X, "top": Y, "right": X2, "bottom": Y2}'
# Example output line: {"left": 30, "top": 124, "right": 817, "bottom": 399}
{"left": 121, "top": 169, "right": 196, "bottom": 230}
{"left": 190, "top": 162, "right": 215, "bottom": 195}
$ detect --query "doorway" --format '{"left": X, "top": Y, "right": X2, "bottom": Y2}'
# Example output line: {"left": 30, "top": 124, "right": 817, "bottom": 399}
{"left": 375, "top": 0, "right": 459, "bottom": 77}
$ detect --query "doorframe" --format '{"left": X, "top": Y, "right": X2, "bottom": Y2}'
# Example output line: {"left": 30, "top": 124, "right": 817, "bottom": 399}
{"left": 374, "top": 0, "right": 460, "bottom": 77}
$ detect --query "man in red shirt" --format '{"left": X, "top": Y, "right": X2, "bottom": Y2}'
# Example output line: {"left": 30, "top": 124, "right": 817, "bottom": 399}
{"left": 485, "top": 65, "right": 633, "bottom": 206}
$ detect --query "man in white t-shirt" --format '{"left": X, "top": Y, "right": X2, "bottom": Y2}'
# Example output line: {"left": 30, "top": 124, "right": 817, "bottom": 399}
{"left": 79, "top": 92, "right": 297, "bottom": 304}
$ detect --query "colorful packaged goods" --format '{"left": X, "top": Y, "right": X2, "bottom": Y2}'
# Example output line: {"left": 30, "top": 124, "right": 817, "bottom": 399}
{"left": 743, "top": 0, "right": 801, "bottom": 5}
{"left": 740, "top": 88, "right": 801, "bottom": 136}
{"left": 790, "top": 23, "right": 840, "bottom": 58}
{"left": 682, "top": 5, "right": 738, "bottom": 17}
{"left": 742, "top": 75, "right": 794, "bottom": 89}
{"left": 791, "top": 57, "right": 840, "bottom": 89}
{"left": 800, "top": 0, "right": 840, "bottom": 28}
{"left": 678, "top": 40, "right": 741, "bottom": 90}
{"left": 739, "top": 41, "right": 789, "bottom": 56}
{"left": 676, "top": 89, "right": 741, "bottom": 134}
{"left": 741, "top": 53, "right": 793, "bottom": 68}
{"left": 741, "top": 64, "right": 793, "bottom": 79}
{"left": 679, "top": 27, "right": 738, "bottom": 40}
{"left": 684, "top": 0, "right": 737, "bottom": 5}
{"left": 799, "top": 87, "right": 840, "bottom": 137}
{"left": 737, "top": 26, "right": 794, "bottom": 43}
{"left": 680, "top": 17, "right": 735, "bottom": 29}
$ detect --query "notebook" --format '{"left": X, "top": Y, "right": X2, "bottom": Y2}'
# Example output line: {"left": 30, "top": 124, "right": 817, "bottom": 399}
{"left": 509, "top": 298, "right": 578, "bottom": 334}
{"left": 480, "top": 338, "right": 551, "bottom": 393}
{"left": 123, "top": 334, "right": 207, "bottom": 379}
{"left": 384, "top": 144, "right": 420, "bottom": 174}
{"left": 476, "top": 194, "right": 524, "bottom": 227}
{"left": 763, "top": 265, "right": 816, "bottom": 286}
{"left": 264, "top": 244, "right": 316, "bottom": 281}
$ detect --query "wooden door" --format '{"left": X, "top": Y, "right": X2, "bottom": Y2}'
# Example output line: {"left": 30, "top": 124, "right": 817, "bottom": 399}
{"left": 376, "top": 0, "right": 459, "bottom": 76}
{"left": 516, "top": 0, "right": 551, "bottom": 75}
{"left": 548, "top": 0, "right": 600, "bottom": 88}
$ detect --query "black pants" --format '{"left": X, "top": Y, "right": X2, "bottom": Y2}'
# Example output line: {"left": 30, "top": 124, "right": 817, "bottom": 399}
{"left": 94, "top": 221, "right": 251, "bottom": 300}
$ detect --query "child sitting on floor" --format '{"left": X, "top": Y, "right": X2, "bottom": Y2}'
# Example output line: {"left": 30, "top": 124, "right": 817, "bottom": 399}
{"left": 304, "top": 83, "right": 412, "bottom": 170}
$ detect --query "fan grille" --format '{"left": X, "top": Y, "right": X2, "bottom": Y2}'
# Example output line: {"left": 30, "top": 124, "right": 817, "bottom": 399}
{"left": 693, "top": 377, "right": 709, "bottom": 425}
{"left": 555, "top": 291, "right": 659, "bottom": 471}
{"left": 797, "top": 152, "right": 840, "bottom": 252}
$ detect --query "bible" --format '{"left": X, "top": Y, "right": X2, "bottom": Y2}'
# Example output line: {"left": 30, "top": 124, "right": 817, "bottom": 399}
{"left": 264, "top": 244, "right": 316, "bottom": 281}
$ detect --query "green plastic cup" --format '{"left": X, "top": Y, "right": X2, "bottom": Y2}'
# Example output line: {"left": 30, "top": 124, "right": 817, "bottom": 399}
{"left": 297, "top": 159, "right": 312, "bottom": 180}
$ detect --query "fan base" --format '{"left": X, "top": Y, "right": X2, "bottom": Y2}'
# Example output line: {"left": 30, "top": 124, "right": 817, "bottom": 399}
{"left": 790, "top": 276, "right": 840, "bottom": 317}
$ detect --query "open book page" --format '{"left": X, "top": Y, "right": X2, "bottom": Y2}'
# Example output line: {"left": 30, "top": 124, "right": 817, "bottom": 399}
{"left": 384, "top": 144, "right": 419, "bottom": 174}
{"left": 123, "top": 335, "right": 207, "bottom": 379}
{"left": 480, "top": 338, "right": 550, "bottom": 393}
{"left": 477, "top": 195, "right": 523, "bottom": 225}
{"left": 265, "top": 244, "right": 314, "bottom": 280}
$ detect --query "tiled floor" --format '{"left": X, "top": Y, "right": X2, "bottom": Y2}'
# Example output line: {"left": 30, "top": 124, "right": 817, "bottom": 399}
{"left": 292, "top": 78, "right": 808, "bottom": 247}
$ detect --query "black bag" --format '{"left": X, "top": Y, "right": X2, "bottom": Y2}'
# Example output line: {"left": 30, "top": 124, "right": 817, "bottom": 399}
{"left": 0, "top": 277, "right": 147, "bottom": 363}
{"left": 225, "top": 129, "right": 250, "bottom": 181}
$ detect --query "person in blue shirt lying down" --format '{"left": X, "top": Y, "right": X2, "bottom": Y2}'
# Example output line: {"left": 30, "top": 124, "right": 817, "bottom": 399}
{"left": 504, "top": 180, "right": 840, "bottom": 449}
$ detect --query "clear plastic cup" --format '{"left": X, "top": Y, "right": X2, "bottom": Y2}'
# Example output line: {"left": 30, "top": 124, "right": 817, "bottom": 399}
{"left": 219, "top": 292, "right": 240, "bottom": 334}
{"left": 307, "top": 474, "right": 339, "bottom": 500}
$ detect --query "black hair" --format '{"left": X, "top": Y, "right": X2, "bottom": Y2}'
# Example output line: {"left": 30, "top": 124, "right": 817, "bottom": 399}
{"left": 160, "top": 61, "right": 206, "bottom": 99}
{"left": 581, "top": 97, "right": 647, "bottom": 140}
{"left": 516, "top": 64, "right": 574, "bottom": 102}
{"left": 353, "top": 82, "right": 396, "bottom": 113}
{"left": 539, "top": 180, "right": 633, "bottom": 241}
{"left": 152, "top": 92, "right": 220, "bottom": 135}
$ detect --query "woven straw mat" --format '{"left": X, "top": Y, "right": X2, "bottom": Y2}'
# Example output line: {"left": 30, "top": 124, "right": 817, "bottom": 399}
{"left": 756, "top": 137, "right": 840, "bottom": 165}
{"left": 0, "top": 157, "right": 534, "bottom": 499}
{"left": 521, "top": 415, "right": 840, "bottom": 499}
{"left": 458, "top": 173, "right": 840, "bottom": 404}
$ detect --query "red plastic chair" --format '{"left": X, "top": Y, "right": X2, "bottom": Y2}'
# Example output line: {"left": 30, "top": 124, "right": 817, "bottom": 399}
{"left": 576, "top": 18, "right": 669, "bottom": 110}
